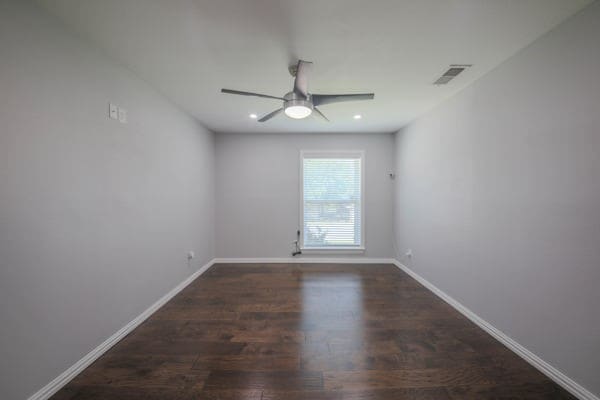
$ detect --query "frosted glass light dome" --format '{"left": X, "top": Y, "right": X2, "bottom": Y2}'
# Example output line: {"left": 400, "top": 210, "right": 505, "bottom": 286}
{"left": 284, "top": 105, "right": 313, "bottom": 119}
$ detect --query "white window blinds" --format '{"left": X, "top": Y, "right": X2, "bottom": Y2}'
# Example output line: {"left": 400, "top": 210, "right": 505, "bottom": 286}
{"left": 302, "top": 152, "right": 363, "bottom": 249}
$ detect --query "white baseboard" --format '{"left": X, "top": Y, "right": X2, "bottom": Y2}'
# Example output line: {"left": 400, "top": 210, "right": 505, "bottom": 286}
{"left": 392, "top": 260, "right": 598, "bottom": 400}
{"left": 213, "top": 257, "right": 397, "bottom": 264}
{"left": 27, "top": 259, "right": 215, "bottom": 400}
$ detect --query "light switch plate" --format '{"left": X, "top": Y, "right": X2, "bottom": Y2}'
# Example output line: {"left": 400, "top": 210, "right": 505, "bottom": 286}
{"left": 118, "top": 107, "right": 127, "bottom": 123}
{"left": 109, "top": 103, "right": 118, "bottom": 119}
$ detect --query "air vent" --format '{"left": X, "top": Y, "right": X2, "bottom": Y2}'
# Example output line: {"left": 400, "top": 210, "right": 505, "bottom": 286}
{"left": 434, "top": 64, "right": 472, "bottom": 85}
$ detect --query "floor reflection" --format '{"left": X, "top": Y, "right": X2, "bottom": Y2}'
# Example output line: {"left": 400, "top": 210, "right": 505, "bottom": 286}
{"left": 300, "top": 271, "right": 365, "bottom": 372}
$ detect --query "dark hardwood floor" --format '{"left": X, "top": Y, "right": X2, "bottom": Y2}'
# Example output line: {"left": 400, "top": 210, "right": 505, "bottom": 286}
{"left": 51, "top": 263, "right": 575, "bottom": 399}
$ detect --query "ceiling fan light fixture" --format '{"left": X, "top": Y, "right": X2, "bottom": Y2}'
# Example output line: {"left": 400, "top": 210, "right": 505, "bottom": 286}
{"left": 283, "top": 96, "right": 313, "bottom": 119}
{"left": 284, "top": 105, "right": 312, "bottom": 119}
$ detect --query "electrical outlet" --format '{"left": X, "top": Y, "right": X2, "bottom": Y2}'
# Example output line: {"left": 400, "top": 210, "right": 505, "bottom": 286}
{"left": 187, "top": 251, "right": 195, "bottom": 260}
{"left": 109, "top": 103, "right": 118, "bottom": 119}
{"left": 406, "top": 249, "right": 412, "bottom": 259}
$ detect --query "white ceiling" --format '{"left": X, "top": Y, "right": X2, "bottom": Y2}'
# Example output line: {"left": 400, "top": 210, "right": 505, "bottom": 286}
{"left": 38, "top": 0, "right": 591, "bottom": 133}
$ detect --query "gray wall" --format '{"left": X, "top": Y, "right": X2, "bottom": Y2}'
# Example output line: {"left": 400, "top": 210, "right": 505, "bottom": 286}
{"left": 394, "top": 2, "right": 600, "bottom": 396}
{"left": 216, "top": 132, "right": 395, "bottom": 258}
{"left": 0, "top": 1, "right": 215, "bottom": 399}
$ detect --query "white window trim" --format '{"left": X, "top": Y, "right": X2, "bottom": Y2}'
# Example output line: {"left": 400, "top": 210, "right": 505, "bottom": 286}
{"left": 299, "top": 150, "right": 366, "bottom": 253}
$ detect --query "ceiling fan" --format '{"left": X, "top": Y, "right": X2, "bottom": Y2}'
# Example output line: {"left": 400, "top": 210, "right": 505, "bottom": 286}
{"left": 221, "top": 60, "right": 374, "bottom": 122}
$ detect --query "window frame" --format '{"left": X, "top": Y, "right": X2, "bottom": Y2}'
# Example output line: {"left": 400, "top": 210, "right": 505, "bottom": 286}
{"left": 299, "top": 150, "right": 366, "bottom": 253}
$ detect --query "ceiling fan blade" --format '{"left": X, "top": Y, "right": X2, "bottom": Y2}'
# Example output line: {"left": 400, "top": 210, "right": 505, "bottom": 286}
{"left": 258, "top": 108, "right": 283, "bottom": 122}
{"left": 293, "top": 60, "right": 312, "bottom": 99}
{"left": 221, "top": 89, "right": 284, "bottom": 101}
{"left": 313, "top": 107, "right": 329, "bottom": 122}
{"left": 312, "top": 93, "right": 375, "bottom": 107}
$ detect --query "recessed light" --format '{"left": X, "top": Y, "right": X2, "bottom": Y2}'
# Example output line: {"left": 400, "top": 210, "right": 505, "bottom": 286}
{"left": 353, "top": 114, "right": 362, "bottom": 120}
{"left": 249, "top": 113, "right": 258, "bottom": 119}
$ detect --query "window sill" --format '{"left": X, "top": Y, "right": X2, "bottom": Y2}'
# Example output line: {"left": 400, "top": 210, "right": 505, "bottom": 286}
{"left": 300, "top": 247, "right": 366, "bottom": 255}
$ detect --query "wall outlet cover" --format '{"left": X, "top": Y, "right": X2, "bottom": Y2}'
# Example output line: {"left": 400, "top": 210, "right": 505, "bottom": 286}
{"left": 109, "top": 103, "right": 118, "bottom": 119}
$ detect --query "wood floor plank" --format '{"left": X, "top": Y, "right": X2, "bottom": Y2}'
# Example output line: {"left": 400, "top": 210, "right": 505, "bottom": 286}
{"left": 446, "top": 382, "right": 577, "bottom": 399}
{"left": 323, "top": 367, "right": 498, "bottom": 390}
{"left": 192, "top": 354, "right": 300, "bottom": 371}
{"left": 188, "top": 389, "right": 263, "bottom": 400}
{"left": 262, "top": 387, "right": 451, "bottom": 400}
{"left": 50, "top": 263, "right": 576, "bottom": 400}
{"left": 50, "top": 386, "right": 194, "bottom": 400}
{"left": 204, "top": 370, "right": 324, "bottom": 391}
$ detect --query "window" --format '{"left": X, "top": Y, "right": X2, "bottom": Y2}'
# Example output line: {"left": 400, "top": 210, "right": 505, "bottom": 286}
{"left": 301, "top": 151, "right": 364, "bottom": 251}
